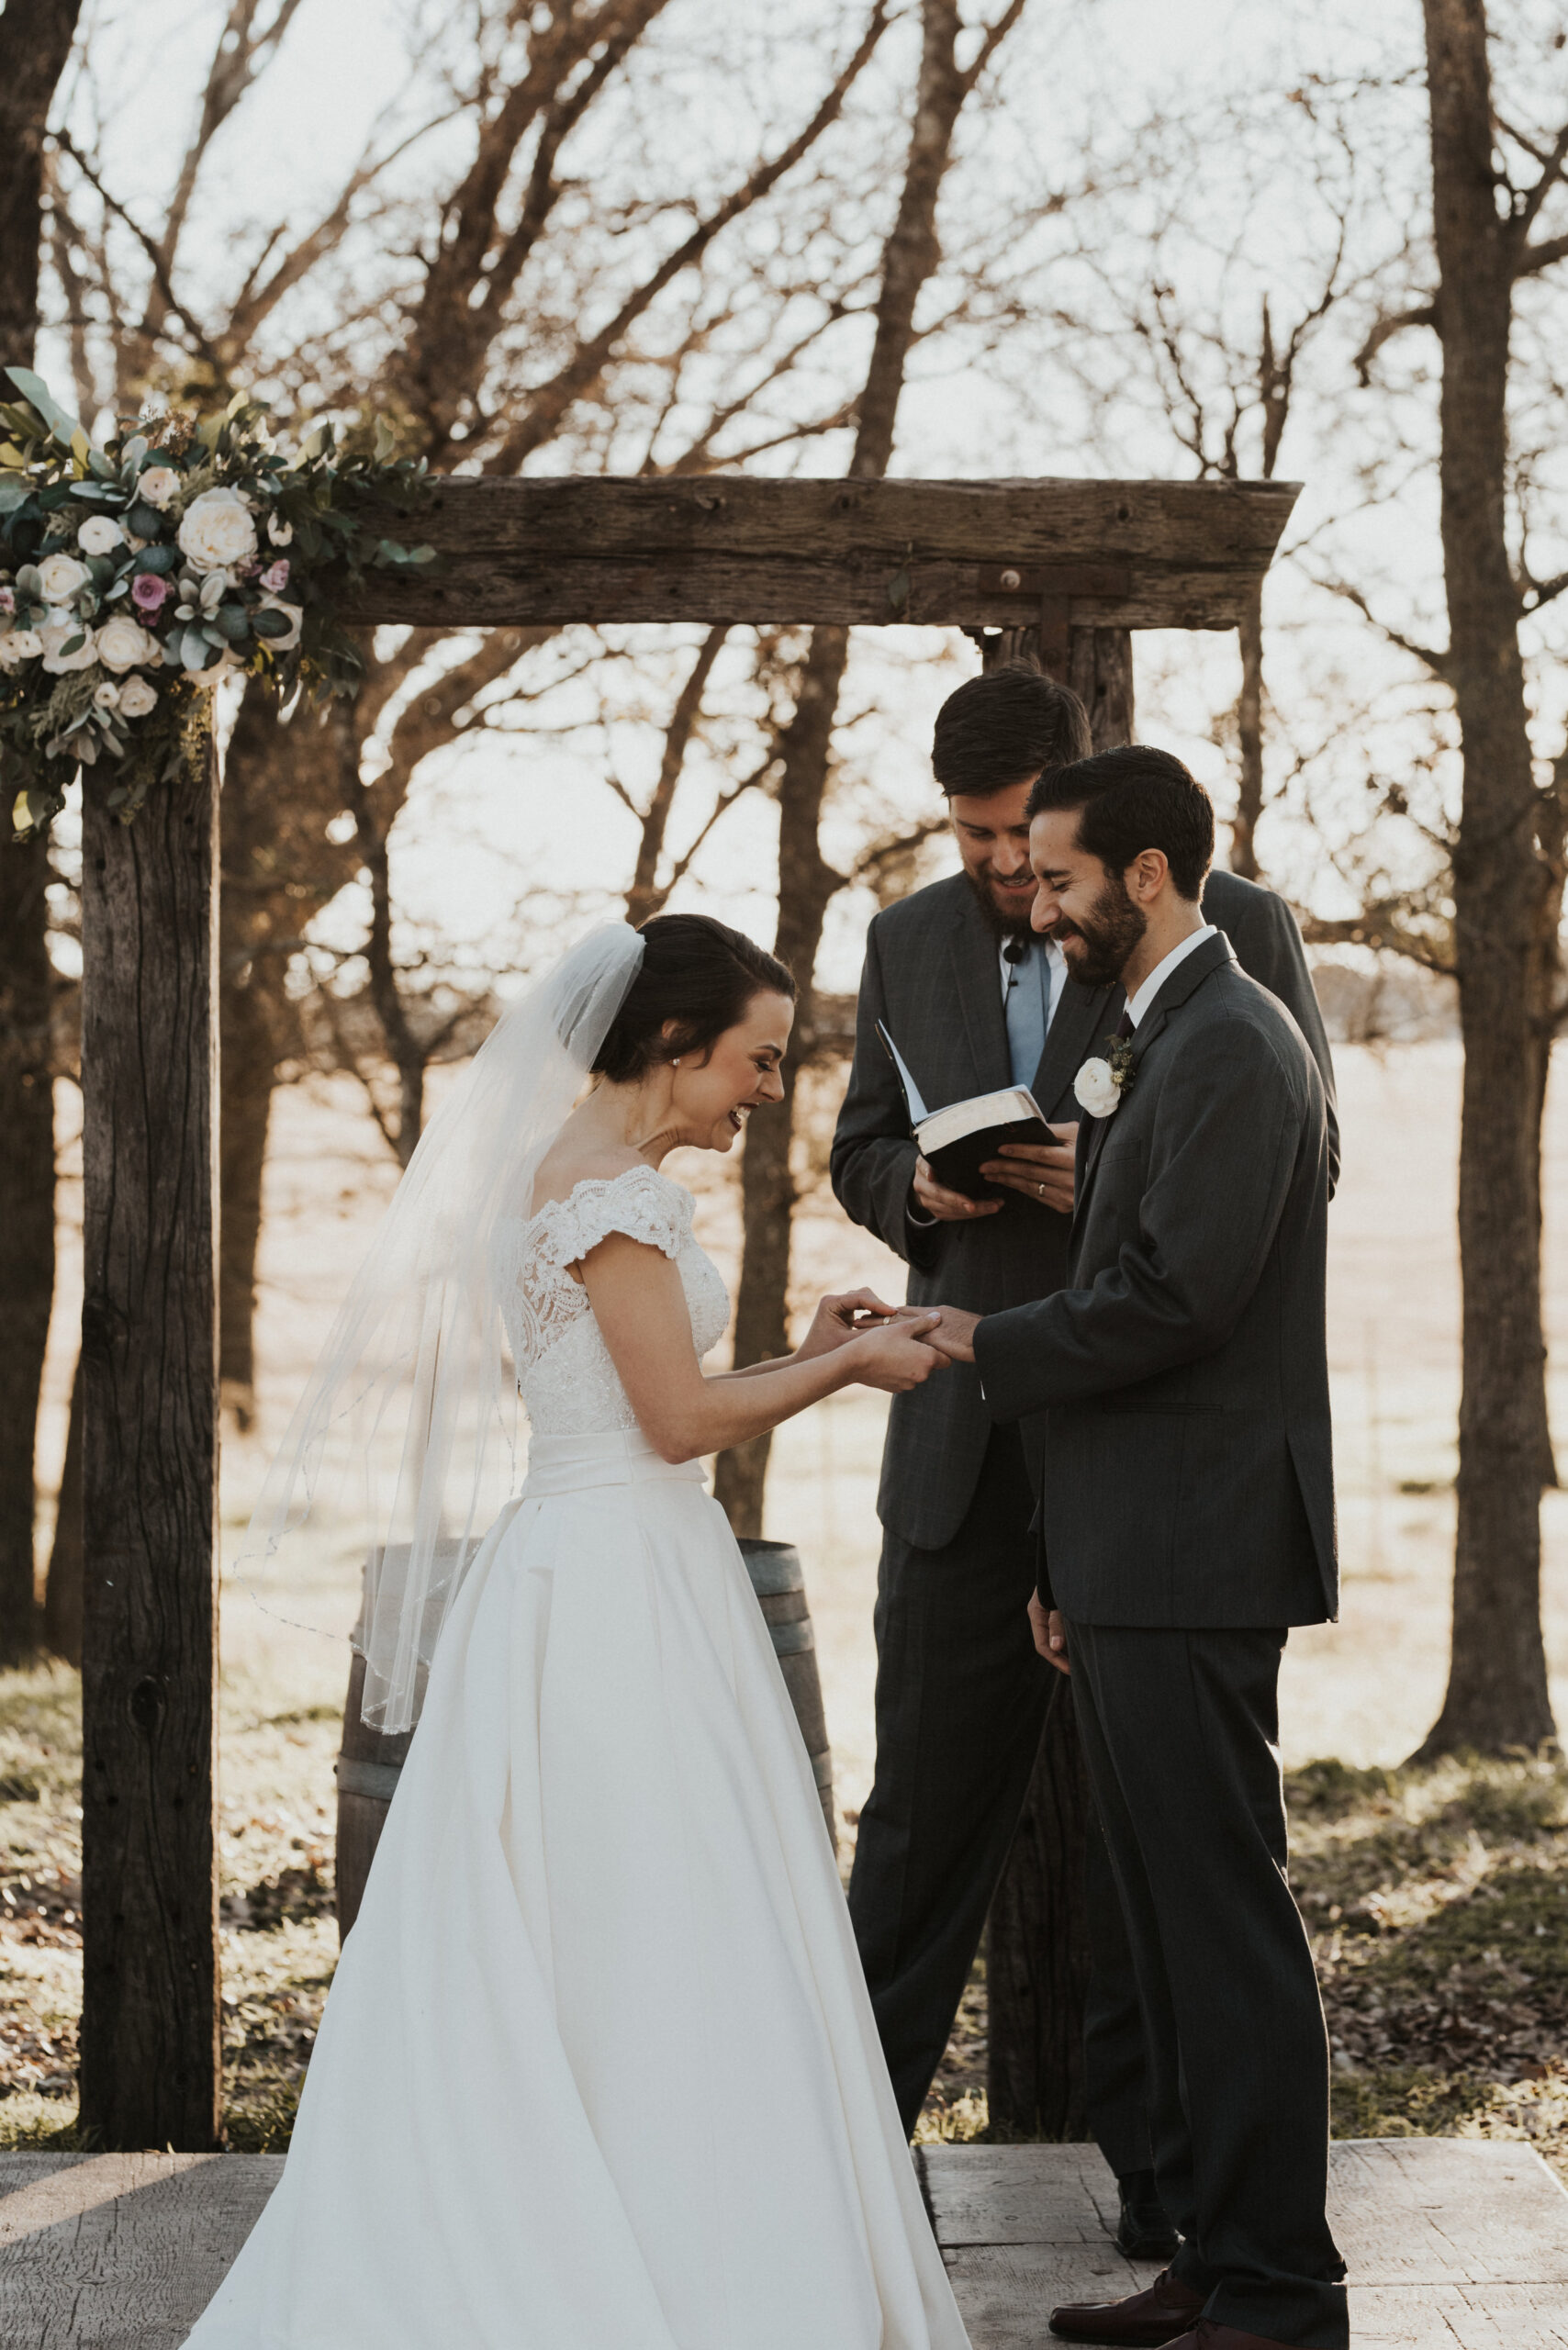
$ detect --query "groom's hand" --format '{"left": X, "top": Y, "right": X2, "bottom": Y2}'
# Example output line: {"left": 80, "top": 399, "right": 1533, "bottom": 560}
{"left": 912, "top": 1304, "right": 981, "bottom": 1362}
{"left": 1027, "top": 1590, "right": 1070, "bottom": 1676}
{"left": 979, "top": 1123, "right": 1079, "bottom": 1213}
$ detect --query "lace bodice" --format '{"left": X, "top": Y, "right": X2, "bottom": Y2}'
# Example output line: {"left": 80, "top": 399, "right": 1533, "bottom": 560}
{"left": 491, "top": 1165, "right": 731, "bottom": 1436}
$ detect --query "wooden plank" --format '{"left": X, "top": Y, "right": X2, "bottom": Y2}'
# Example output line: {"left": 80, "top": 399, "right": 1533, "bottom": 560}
{"left": 0, "top": 2153, "right": 278, "bottom": 2348}
{"left": 77, "top": 733, "right": 223, "bottom": 2154}
{"left": 342, "top": 476, "right": 1301, "bottom": 631}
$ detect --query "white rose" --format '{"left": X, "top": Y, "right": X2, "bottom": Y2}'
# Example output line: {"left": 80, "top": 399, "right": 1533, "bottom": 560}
{"left": 38, "top": 551, "right": 91, "bottom": 603}
{"left": 38, "top": 615, "right": 97, "bottom": 674}
{"left": 177, "top": 486, "right": 258, "bottom": 574}
{"left": 138, "top": 465, "right": 180, "bottom": 509}
{"left": 1073, "top": 1057, "right": 1121, "bottom": 1119}
{"left": 0, "top": 629, "right": 41, "bottom": 667}
{"left": 78, "top": 514, "right": 125, "bottom": 557}
{"left": 94, "top": 679, "right": 120, "bottom": 711}
{"left": 266, "top": 515, "right": 293, "bottom": 545}
{"left": 254, "top": 590, "right": 303, "bottom": 651}
{"left": 118, "top": 675, "right": 158, "bottom": 719}
{"left": 95, "top": 613, "right": 162, "bottom": 673}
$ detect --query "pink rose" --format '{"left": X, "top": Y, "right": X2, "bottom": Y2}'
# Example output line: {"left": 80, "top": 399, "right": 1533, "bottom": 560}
{"left": 260, "top": 559, "right": 291, "bottom": 593}
{"left": 131, "top": 572, "right": 173, "bottom": 616}
{"left": 0, "top": 587, "right": 14, "bottom": 615}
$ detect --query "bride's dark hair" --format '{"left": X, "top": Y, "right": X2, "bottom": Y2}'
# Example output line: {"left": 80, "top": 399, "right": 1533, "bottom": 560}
{"left": 591, "top": 913, "right": 796, "bottom": 1083}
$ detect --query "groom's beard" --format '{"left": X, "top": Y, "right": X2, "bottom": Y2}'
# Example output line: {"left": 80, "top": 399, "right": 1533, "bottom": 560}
{"left": 1051, "top": 873, "right": 1148, "bottom": 989}
{"left": 963, "top": 867, "right": 1035, "bottom": 943}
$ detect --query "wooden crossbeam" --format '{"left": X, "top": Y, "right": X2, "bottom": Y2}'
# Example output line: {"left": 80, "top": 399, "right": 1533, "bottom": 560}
{"left": 343, "top": 476, "right": 1300, "bottom": 632}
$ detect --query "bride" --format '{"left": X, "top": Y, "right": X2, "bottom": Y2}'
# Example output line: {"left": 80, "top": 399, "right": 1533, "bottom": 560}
{"left": 186, "top": 913, "right": 970, "bottom": 2350}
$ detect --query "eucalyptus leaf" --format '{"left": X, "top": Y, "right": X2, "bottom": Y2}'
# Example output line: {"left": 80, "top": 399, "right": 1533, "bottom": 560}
{"left": 59, "top": 632, "right": 86, "bottom": 658}
{"left": 251, "top": 606, "right": 293, "bottom": 640}
{"left": 0, "top": 484, "right": 27, "bottom": 515}
{"left": 213, "top": 605, "right": 251, "bottom": 642}
{"left": 5, "top": 368, "right": 84, "bottom": 449}
{"left": 134, "top": 544, "right": 176, "bottom": 575}
{"left": 127, "top": 502, "right": 164, "bottom": 539}
{"left": 180, "top": 625, "right": 210, "bottom": 671}
{"left": 201, "top": 622, "right": 227, "bottom": 650}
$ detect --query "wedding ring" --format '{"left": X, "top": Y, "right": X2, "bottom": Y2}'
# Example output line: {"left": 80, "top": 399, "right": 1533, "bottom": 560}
{"left": 1037, "top": 1182, "right": 1047, "bottom": 1199}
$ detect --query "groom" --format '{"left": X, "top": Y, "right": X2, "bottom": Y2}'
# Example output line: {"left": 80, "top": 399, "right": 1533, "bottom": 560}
{"left": 926, "top": 744, "right": 1347, "bottom": 2350}
{"left": 832, "top": 665, "right": 1336, "bottom": 2255}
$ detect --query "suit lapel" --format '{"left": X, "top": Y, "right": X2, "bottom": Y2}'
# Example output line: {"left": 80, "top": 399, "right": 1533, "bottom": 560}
{"left": 1033, "top": 977, "right": 1113, "bottom": 1124}
{"left": 948, "top": 896, "right": 1011, "bottom": 1100}
{"left": 1073, "top": 934, "right": 1238, "bottom": 1224}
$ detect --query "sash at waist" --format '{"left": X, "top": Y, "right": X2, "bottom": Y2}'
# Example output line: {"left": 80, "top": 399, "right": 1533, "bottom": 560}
{"left": 520, "top": 1429, "right": 709, "bottom": 1500}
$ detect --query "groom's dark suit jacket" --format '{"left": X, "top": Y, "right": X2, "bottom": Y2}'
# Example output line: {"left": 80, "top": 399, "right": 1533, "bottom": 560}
{"left": 830, "top": 867, "right": 1338, "bottom": 1553}
{"left": 972, "top": 932, "right": 1338, "bottom": 1628}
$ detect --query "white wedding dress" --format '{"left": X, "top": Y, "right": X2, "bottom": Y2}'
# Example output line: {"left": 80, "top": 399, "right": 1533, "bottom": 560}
{"left": 187, "top": 1165, "right": 969, "bottom": 2350}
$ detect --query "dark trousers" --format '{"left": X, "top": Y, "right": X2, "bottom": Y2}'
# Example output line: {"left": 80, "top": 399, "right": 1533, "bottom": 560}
{"left": 1068, "top": 1620, "right": 1349, "bottom": 2350}
{"left": 848, "top": 1424, "right": 1148, "bottom": 2160}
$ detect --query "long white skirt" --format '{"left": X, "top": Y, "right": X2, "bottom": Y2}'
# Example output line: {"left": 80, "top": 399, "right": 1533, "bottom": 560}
{"left": 187, "top": 1431, "right": 969, "bottom": 2349}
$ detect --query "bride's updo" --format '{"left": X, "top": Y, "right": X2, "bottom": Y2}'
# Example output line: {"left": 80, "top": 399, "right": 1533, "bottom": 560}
{"left": 592, "top": 913, "right": 796, "bottom": 1083}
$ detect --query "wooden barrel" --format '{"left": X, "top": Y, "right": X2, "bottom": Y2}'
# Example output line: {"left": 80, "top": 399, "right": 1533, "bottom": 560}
{"left": 736, "top": 1538, "right": 836, "bottom": 1853}
{"left": 334, "top": 1529, "right": 836, "bottom": 1938}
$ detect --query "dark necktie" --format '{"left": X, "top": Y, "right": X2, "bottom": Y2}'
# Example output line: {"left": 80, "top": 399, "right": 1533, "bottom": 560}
{"left": 1114, "top": 1008, "right": 1134, "bottom": 1042}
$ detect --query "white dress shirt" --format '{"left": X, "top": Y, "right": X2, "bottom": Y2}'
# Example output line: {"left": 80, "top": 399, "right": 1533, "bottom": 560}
{"left": 1126, "top": 924, "right": 1217, "bottom": 1029}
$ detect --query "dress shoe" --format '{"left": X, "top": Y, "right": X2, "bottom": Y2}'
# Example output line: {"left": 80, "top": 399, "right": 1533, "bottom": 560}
{"left": 1158, "top": 2325, "right": 1325, "bottom": 2350}
{"left": 1114, "top": 2167, "right": 1179, "bottom": 2262}
{"left": 1049, "top": 2267, "right": 1206, "bottom": 2345}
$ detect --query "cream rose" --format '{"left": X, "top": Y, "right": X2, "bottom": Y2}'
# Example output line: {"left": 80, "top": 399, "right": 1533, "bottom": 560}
{"left": 93, "top": 679, "right": 121, "bottom": 711}
{"left": 38, "top": 551, "right": 91, "bottom": 604}
{"left": 266, "top": 516, "right": 293, "bottom": 546}
{"left": 38, "top": 615, "right": 97, "bottom": 674}
{"left": 78, "top": 514, "right": 125, "bottom": 557}
{"left": 1073, "top": 1057, "right": 1121, "bottom": 1119}
{"left": 138, "top": 465, "right": 180, "bottom": 509}
{"left": 0, "top": 629, "right": 42, "bottom": 667}
{"left": 95, "top": 613, "right": 162, "bottom": 673}
{"left": 118, "top": 675, "right": 159, "bottom": 719}
{"left": 177, "top": 487, "right": 258, "bottom": 574}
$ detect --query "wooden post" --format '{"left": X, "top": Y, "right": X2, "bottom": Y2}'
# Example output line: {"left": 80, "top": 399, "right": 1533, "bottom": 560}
{"left": 78, "top": 722, "right": 222, "bottom": 2153}
{"left": 983, "top": 623, "right": 1133, "bottom": 2140}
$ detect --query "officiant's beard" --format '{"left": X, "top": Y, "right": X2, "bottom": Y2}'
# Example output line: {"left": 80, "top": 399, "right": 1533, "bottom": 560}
{"left": 1052, "top": 873, "right": 1148, "bottom": 989}
{"left": 963, "top": 867, "right": 1035, "bottom": 943}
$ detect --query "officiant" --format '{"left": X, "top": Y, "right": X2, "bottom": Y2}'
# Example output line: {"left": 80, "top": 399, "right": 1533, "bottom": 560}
{"left": 831, "top": 665, "right": 1338, "bottom": 2254}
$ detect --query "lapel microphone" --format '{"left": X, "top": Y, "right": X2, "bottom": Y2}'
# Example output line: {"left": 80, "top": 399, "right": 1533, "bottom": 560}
{"left": 1002, "top": 934, "right": 1029, "bottom": 970}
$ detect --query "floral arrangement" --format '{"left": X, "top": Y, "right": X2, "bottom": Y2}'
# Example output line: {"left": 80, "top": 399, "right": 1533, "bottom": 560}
{"left": 0, "top": 369, "right": 434, "bottom": 837}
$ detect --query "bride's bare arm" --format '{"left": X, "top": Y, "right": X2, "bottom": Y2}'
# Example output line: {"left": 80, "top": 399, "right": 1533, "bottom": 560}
{"left": 579, "top": 1237, "right": 945, "bottom": 1464}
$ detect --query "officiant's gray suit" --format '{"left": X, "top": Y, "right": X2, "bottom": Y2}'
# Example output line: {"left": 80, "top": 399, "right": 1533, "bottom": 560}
{"left": 971, "top": 932, "right": 1346, "bottom": 2346}
{"left": 831, "top": 864, "right": 1336, "bottom": 2152}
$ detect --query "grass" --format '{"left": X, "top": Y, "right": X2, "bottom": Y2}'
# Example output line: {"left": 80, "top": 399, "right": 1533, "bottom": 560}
{"left": 6, "top": 1653, "right": 1568, "bottom": 2180}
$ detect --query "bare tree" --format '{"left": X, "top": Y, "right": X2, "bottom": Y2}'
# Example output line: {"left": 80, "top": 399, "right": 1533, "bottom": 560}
{"left": 715, "top": 0, "right": 1029, "bottom": 1537}
{"left": 0, "top": 0, "right": 83, "bottom": 1663}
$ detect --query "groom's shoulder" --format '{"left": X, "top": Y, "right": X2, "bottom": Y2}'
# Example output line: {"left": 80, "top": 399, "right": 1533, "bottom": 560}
{"left": 1182, "top": 959, "right": 1320, "bottom": 1098}
{"left": 868, "top": 870, "right": 969, "bottom": 950}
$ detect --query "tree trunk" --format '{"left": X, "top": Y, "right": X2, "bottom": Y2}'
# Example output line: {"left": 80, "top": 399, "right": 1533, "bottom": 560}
{"left": 0, "top": 839, "right": 54, "bottom": 1662}
{"left": 1231, "top": 587, "right": 1264, "bottom": 880}
{"left": 78, "top": 730, "right": 222, "bottom": 2152}
{"left": 218, "top": 688, "right": 359, "bottom": 1415}
{"left": 0, "top": 0, "right": 87, "bottom": 1665}
{"left": 1415, "top": 0, "right": 1554, "bottom": 1757}
{"left": 714, "top": 0, "right": 985, "bottom": 1534}
{"left": 44, "top": 1352, "right": 83, "bottom": 1667}
{"left": 986, "top": 625, "right": 1134, "bottom": 2136}
{"left": 714, "top": 628, "right": 850, "bottom": 1534}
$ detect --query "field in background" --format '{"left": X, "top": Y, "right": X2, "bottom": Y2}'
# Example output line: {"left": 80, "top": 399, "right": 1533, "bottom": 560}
{"left": 6, "top": 1038, "right": 1568, "bottom": 2154}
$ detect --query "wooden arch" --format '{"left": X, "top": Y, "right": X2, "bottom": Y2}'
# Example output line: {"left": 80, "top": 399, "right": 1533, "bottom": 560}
{"left": 76, "top": 472, "right": 1298, "bottom": 2145}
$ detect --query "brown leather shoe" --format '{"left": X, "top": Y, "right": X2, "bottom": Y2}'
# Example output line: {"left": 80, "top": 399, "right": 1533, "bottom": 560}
{"left": 1049, "top": 2269, "right": 1206, "bottom": 2345}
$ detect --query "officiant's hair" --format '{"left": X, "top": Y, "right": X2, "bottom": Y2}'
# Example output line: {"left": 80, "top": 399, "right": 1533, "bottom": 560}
{"left": 1025, "top": 745, "right": 1215, "bottom": 902}
{"left": 931, "top": 664, "right": 1092, "bottom": 798}
{"left": 592, "top": 913, "right": 797, "bottom": 1083}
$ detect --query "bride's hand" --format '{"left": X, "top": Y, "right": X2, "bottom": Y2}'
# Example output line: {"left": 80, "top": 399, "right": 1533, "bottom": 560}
{"left": 795, "top": 1287, "right": 901, "bottom": 1361}
{"left": 840, "top": 1315, "right": 948, "bottom": 1393}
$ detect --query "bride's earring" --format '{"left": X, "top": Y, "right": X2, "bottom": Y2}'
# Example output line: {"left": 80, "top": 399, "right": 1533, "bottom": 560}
{"left": 672, "top": 1057, "right": 681, "bottom": 1066}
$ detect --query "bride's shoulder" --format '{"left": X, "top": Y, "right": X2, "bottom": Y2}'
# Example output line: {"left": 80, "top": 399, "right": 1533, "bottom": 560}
{"left": 520, "top": 1158, "right": 693, "bottom": 1256}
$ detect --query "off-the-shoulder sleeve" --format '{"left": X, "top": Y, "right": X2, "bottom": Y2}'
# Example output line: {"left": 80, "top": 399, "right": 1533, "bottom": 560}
{"left": 535, "top": 1167, "right": 692, "bottom": 1269}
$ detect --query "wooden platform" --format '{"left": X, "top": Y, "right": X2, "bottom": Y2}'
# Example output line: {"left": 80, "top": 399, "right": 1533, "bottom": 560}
{"left": 2, "top": 2138, "right": 1565, "bottom": 2345}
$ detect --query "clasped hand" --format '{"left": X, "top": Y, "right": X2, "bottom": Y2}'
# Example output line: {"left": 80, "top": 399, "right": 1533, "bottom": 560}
{"left": 797, "top": 1287, "right": 951, "bottom": 1393}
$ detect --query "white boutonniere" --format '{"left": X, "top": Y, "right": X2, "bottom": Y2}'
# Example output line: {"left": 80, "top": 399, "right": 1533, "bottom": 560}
{"left": 1073, "top": 1034, "right": 1136, "bottom": 1119}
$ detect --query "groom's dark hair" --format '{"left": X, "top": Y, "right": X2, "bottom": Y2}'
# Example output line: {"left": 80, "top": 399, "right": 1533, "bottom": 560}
{"left": 1027, "top": 745, "right": 1215, "bottom": 902}
{"left": 932, "top": 665, "right": 1092, "bottom": 798}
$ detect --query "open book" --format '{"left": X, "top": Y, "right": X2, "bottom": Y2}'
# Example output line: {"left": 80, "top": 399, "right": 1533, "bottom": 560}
{"left": 878, "top": 1021, "right": 1057, "bottom": 1201}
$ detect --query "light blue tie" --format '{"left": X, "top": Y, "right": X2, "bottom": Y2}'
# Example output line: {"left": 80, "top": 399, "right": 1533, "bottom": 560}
{"left": 1003, "top": 939, "right": 1050, "bottom": 1091}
